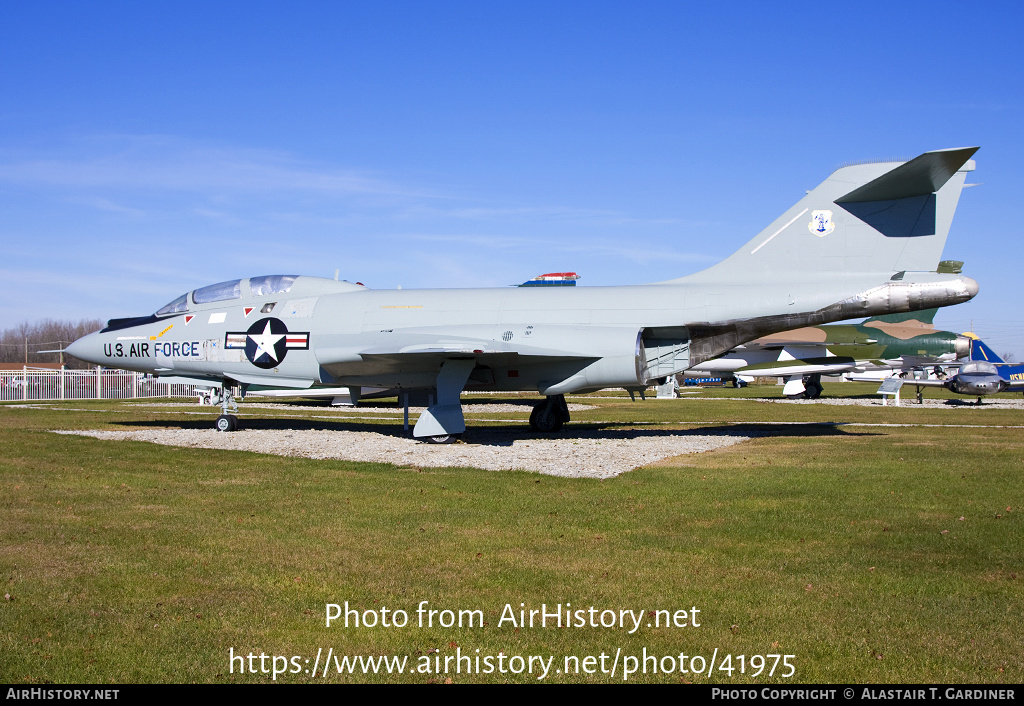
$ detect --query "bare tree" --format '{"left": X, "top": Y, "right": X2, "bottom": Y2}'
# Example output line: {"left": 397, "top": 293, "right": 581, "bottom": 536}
{"left": 0, "top": 319, "right": 103, "bottom": 369}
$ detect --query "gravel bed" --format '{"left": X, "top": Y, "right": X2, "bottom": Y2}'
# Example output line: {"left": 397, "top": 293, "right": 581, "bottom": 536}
{"left": 54, "top": 427, "right": 749, "bottom": 479}
{"left": 123, "top": 401, "right": 595, "bottom": 414}
{"left": 705, "top": 397, "right": 1024, "bottom": 409}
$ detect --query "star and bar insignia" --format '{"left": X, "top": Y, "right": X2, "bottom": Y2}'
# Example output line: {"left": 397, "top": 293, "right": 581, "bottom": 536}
{"left": 225, "top": 317, "right": 309, "bottom": 369}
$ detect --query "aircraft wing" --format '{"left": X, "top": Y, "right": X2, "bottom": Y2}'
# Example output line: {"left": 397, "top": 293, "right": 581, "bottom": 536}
{"left": 326, "top": 338, "right": 598, "bottom": 369}
{"left": 733, "top": 359, "right": 859, "bottom": 377}
{"left": 896, "top": 355, "right": 959, "bottom": 368}
{"left": 315, "top": 329, "right": 609, "bottom": 392}
{"left": 894, "top": 377, "right": 949, "bottom": 388}
{"left": 847, "top": 373, "right": 950, "bottom": 387}
{"left": 348, "top": 348, "right": 594, "bottom": 382}
{"left": 734, "top": 336, "right": 877, "bottom": 350}
{"left": 357, "top": 340, "right": 592, "bottom": 361}
{"left": 317, "top": 325, "right": 638, "bottom": 370}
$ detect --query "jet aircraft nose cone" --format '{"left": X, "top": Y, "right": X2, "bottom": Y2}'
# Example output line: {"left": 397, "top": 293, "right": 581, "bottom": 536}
{"left": 65, "top": 337, "right": 84, "bottom": 359}
{"left": 66, "top": 333, "right": 102, "bottom": 365}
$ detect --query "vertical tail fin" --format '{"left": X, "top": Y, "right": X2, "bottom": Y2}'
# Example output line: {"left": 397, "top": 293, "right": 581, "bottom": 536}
{"left": 970, "top": 338, "right": 1005, "bottom": 363}
{"left": 683, "top": 147, "right": 978, "bottom": 282}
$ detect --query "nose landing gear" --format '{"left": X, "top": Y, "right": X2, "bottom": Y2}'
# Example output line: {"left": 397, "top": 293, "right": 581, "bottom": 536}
{"left": 213, "top": 383, "right": 240, "bottom": 432}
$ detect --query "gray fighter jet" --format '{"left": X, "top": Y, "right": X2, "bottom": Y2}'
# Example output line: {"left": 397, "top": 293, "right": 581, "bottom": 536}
{"left": 67, "top": 147, "right": 981, "bottom": 442}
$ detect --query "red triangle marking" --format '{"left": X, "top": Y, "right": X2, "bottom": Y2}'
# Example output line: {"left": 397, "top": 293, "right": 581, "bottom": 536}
{"left": 244, "top": 307, "right": 254, "bottom": 317}
{"left": 184, "top": 315, "right": 194, "bottom": 325}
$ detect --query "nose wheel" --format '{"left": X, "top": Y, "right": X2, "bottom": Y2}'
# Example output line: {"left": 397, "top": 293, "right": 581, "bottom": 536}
{"left": 213, "top": 383, "right": 241, "bottom": 431}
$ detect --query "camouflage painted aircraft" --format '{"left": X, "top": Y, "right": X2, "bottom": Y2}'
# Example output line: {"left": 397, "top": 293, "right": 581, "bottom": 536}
{"left": 688, "top": 305, "right": 972, "bottom": 398}
{"left": 67, "top": 147, "right": 980, "bottom": 441}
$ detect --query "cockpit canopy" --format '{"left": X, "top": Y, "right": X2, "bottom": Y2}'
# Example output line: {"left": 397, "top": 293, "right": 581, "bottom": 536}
{"left": 192, "top": 279, "right": 241, "bottom": 304}
{"left": 155, "top": 293, "right": 189, "bottom": 316}
{"left": 155, "top": 275, "right": 299, "bottom": 315}
{"left": 249, "top": 274, "right": 298, "bottom": 297}
{"left": 959, "top": 361, "right": 998, "bottom": 376}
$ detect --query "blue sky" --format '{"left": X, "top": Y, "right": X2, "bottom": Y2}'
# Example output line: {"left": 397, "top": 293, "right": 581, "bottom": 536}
{"left": 2, "top": 1, "right": 1022, "bottom": 358}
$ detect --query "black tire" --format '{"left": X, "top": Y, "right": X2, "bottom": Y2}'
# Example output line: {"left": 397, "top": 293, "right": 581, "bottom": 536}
{"left": 215, "top": 414, "right": 237, "bottom": 432}
{"left": 530, "top": 403, "right": 563, "bottom": 432}
{"left": 425, "top": 434, "right": 459, "bottom": 444}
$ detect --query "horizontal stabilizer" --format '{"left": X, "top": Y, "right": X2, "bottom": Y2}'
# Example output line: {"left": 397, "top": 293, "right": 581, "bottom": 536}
{"left": 836, "top": 147, "right": 978, "bottom": 203}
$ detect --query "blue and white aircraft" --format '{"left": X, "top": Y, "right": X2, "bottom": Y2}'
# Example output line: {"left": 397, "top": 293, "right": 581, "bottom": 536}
{"left": 901, "top": 336, "right": 1024, "bottom": 400}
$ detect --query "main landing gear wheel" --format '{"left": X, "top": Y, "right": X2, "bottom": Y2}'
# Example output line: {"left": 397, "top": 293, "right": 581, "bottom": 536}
{"left": 215, "top": 414, "right": 238, "bottom": 432}
{"left": 425, "top": 434, "right": 460, "bottom": 444}
{"left": 803, "top": 374, "right": 824, "bottom": 399}
{"left": 787, "top": 388, "right": 823, "bottom": 400}
{"left": 529, "top": 394, "right": 570, "bottom": 433}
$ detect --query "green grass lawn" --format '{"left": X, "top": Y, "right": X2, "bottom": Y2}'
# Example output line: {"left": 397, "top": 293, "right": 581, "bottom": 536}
{"left": 2, "top": 385, "right": 1022, "bottom": 683}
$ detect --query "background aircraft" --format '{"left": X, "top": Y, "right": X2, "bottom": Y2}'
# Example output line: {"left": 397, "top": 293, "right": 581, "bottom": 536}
{"left": 518, "top": 272, "right": 581, "bottom": 287}
{"left": 67, "top": 148, "right": 980, "bottom": 441}
{"left": 886, "top": 336, "right": 1024, "bottom": 402}
{"left": 686, "top": 304, "right": 971, "bottom": 398}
